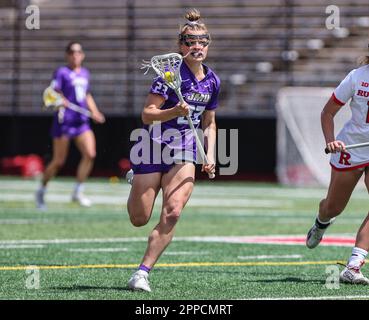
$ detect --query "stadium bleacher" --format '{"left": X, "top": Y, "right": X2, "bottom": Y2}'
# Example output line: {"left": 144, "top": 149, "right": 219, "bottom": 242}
{"left": 0, "top": 0, "right": 368, "bottom": 116}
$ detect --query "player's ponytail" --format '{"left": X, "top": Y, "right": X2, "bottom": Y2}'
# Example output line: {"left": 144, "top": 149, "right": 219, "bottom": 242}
{"left": 359, "top": 55, "right": 369, "bottom": 66}
{"left": 178, "top": 8, "right": 210, "bottom": 46}
{"left": 185, "top": 8, "right": 201, "bottom": 23}
{"left": 180, "top": 9, "right": 208, "bottom": 33}
{"left": 358, "top": 44, "right": 369, "bottom": 65}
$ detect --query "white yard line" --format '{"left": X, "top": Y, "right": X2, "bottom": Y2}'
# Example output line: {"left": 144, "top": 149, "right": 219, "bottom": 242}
{"left": 238, "top": 254, "right": 302, "bottom": 260}
{"left": 0, "top": 244, "right": 44, "bottom": 249}
{"left": 0, "top": 193, "right": 292, "bottom": 207}
{"left": 0, "top": 235, "right": 356, "bottom": 246}
{"left": 66, "top": 248, "right": 128, "bottom": 252}
{"left": 0, "top": 237, "right": 147, "bottom": 245}
{"left": 0, "top": 219, "right": 50, "bottom": 224}
{"left": 163, "top": 251, "right": 210, "bottom": 256}
{"left": 1, "top": 178, "right": 367, "bottom": 199}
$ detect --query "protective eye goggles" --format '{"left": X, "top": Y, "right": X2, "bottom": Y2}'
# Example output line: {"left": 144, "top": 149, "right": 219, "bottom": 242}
{"left": 179, "top": 34, "right": 211, "bottom": 47}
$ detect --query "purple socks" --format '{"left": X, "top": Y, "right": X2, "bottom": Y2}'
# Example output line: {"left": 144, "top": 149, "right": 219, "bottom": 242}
{"left": 139, "top": 264, "right": 151, "bottom": 273}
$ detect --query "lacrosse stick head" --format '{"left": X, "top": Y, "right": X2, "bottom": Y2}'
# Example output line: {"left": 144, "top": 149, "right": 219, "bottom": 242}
{"left": 150, "top": 53, "right": 183, "bottom": 90}
{"left": 43, "top": 86, "right": 64, "bottom": 109}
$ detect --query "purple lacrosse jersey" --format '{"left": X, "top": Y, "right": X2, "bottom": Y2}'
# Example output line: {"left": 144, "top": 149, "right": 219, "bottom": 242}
{"left": 130, "top": 61, "right": 221, "bottom": 174}
{"left": 50, "top": 66, "right": 91, "bottom": 138}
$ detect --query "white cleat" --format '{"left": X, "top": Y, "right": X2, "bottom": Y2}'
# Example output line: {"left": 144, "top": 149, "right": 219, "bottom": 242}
{"left": 128, "top": 270, "right": 151, "bottom": 292}
{"left": 35, "top": 189, "right": 46, "bottom": 210}
{"left": 340, "top": 266, "right": 369, "bottom": 285}
{"left": 72, "top": 193, "right": 92, "bottom": 207}
{"left": 126, "top": 169, "right": 134, "bottom": 185}
{"left": 306, "top": 218, "right": 335, "bottom": 249}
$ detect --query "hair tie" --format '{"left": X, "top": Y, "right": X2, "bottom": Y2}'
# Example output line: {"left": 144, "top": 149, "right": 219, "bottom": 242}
{"left": 185, "top": 20, "right": 199, "bottom": 27}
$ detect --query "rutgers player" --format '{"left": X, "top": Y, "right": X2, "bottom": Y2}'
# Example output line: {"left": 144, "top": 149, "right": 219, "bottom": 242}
{"left": 35, "top": 42, "right": 105, "bottom": 209}
{"left": 127, "top": 9, "right": 220, "bottom": 292}
{"left": 306, "top": 54, "right": 369, "bottom": 284}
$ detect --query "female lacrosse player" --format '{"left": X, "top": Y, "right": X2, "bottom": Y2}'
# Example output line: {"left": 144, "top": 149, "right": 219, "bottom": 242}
{"left": 35, "top": 42, "right": 105, "bottom": 209}
{"left": 127, "top": 9, "right": 220, "bottom": 292}
{"left": 306, "top": 54, "right": 369, "bottom": 284}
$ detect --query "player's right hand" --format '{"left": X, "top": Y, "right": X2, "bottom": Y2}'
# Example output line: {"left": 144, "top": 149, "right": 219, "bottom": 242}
{"left": 326, "top": 140, "right": 346, "bottom": 153}
{"left": 62, "top": 97, "right": 69, "bottom": 108}
{"left": 173, "top": 102, "right": 190, "bottom": 117}
{"left": 92, "top": 110, "right": 106, "bottom": 124}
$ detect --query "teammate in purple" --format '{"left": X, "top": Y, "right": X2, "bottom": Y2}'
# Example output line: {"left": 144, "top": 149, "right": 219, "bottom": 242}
{"left": 35, "top": 42, "right": 105, "bottom": 209}
{"left": 127, "top": 9, "right": 220, "bottom": 292}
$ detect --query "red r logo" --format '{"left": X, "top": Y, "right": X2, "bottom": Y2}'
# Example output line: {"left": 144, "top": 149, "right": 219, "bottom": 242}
{"left": 339, "top": 152, "right": 351, "bottom": 165}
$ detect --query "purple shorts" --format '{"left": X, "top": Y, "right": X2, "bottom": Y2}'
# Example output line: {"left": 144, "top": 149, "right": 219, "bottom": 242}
{"left": 131, "top": 162, "right": 175, "bottom": 175}
{"left": 130, "top": 148, "right": 197, "bottom": 175}
{"left": 51, "top": 119, "right": 91, "bottom": 139}
{"left": 130, "top": 130, "right": 197, "bottom": 175}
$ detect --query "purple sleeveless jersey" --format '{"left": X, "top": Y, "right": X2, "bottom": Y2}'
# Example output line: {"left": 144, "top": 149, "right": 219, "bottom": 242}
{"left": 50, "top": 66, "right": 91, "bottom": 138}
{"left": 131, "top": 61, "right": 221, "bottom": 174}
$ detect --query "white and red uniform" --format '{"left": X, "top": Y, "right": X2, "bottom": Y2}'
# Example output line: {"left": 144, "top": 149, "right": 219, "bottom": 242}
{"left": 330, "top": 64, "right": 369, "bottom": 171}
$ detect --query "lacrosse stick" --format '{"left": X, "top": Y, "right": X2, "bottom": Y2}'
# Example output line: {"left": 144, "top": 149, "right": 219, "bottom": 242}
{"left": 325, "top": 142, "right": 369, "bottom": 154}
{"left": 150, "top": 52, "right": 215, "bottom": 179}
{"left": 43, "top": 86, "right": 92, "bottom": 118}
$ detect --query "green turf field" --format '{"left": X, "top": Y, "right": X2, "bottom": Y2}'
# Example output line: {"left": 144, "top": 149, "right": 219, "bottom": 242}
{"left": 0, "top": 176, "right": 368, "bottom": 300}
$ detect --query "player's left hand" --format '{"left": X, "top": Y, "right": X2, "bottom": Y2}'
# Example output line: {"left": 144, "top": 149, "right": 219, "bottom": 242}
{"left": 92, "top": 111, "right": 106, "bottom": 124}
{"left": 202, "top": 161, "right": 215, "bottom": 176}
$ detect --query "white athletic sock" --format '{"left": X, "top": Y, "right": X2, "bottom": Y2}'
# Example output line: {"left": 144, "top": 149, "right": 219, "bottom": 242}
{"left": 347, "top": 247, "right": 368, "bottom": 269}
{"left": 316, "top": 215, "right": 331, "bottom": 224}
{"left": 38, "top": 185, "right": 46, "bottom": 194}
{"left": 73, "top": 183, "right": 84, "bottom": 196}
{"left": 315, "top": 215, "right": 331, "bottom": 229}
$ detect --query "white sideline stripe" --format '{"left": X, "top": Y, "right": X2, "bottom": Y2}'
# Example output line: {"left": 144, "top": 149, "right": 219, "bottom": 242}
{"left": 0, "top": 235, "right": 354, "bottom": 246}
{"left": 273, "top": 218, "right": 369, "bottom": 225}
{"left": 0, "top": 207, "right": 365, "bottom": 223}
{"left": 67, "top": 248, "right": 128, "bottom": 252}
{"left": 0, "top": 207, "right": 312, "bottom": 215}
{"left": 0, "top": 244, "right": 45, "bottom": 249}
{"left": 0, "top": 237, "right": 147, "bottom": 245}
{"left": 0, "top": 219, "right": 50, "bottom": 225}
{"left": 164, "top": 251, "right": 210, "bottom": 256}
{"left": 0, "top": 193, "right": 291, "bottom": 208}
{"left": 250, "top": 295, "right": 369, "bottom": 300}
{"left": 2, "top": 179, "right": 368, "bottom": 199}
{"left": 238, "top": 254, "right": 302, "bottom": 260}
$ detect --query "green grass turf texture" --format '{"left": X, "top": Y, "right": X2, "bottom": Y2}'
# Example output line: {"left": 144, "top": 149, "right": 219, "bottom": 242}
{"left": 0, "top": 177, "right": 368, "bottom": 300}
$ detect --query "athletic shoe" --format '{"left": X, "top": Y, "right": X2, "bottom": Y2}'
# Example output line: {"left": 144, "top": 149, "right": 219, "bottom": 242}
{"left": 35, "top": 189, "right": 46, "bottom": 210}
{"left": 128, "top": 270, "right": 151, "bottom": 292}
{"left": 126, "top": 169, "right": 134, "bottom": 185}
{"left": 306, "top": 218, "right": 335, "bottom": 249}
{"left": 340, "top": 265, "right": 369, "bottom": 285}
{"left": 72, "top": 193, "right": 92, "bottom": 207}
